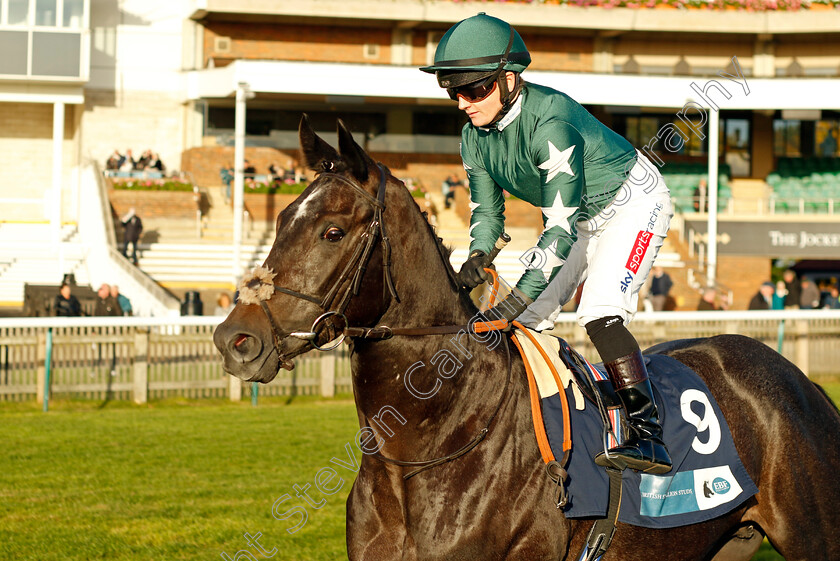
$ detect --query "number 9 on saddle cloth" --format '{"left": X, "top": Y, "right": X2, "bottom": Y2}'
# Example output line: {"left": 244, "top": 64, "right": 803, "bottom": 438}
{"left": 515, "top": 329, "right": 758, "bottom": 529}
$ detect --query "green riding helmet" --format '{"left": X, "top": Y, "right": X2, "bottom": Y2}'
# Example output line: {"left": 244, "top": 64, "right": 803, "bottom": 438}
{"left": 420, "top": 13, "right": 531, "bottom": 89}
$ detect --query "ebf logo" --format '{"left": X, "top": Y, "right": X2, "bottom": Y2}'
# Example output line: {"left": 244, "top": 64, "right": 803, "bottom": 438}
{"left": 712, "top": 477, "right": 731, "bottom": 495}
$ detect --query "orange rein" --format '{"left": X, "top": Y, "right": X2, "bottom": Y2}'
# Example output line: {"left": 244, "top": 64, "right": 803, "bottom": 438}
{"left": 477, "top": 268, "right": 572, "bottom": 465}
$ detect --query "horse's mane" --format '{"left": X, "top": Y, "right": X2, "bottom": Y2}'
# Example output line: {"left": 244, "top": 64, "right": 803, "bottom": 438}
{"left": 393, "top": 172, "right": 479, "bottom": 314}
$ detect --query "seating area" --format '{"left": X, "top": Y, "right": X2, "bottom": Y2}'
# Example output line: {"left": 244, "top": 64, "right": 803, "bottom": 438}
{"left": 660, "top": 162, "right": 732, "bottom": 213}
{"left": 766, "top": 157, "right": 840, "bottom": 214}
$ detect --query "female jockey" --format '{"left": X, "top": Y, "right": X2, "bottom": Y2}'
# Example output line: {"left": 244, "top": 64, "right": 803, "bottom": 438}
{"left": 421, "top": 13, "right": 673, "bottom": 474}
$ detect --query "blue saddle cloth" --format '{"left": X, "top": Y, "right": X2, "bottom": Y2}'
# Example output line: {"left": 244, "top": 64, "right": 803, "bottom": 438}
{"left": 541, "top": 353, "right": 758, "bottom": 529}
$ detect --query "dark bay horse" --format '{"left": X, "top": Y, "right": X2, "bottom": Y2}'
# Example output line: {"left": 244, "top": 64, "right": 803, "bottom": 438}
{"left": 214, "top": 116, "right": 840, "bottom": 561}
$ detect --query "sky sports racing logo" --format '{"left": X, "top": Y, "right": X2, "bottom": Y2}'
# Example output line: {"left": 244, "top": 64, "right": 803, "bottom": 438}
{"left": 626, "top": 230, "right": 653, "bottom": 274}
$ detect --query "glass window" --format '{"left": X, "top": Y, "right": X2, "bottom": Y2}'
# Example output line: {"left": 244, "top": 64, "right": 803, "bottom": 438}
{"left": 724, "top": 118, "right": 751, "bottom": 177}
{"left": 774, "top": 120, "right": 801, "bottom": 157}
{"left": 32, "top": 31, "right": 80, "bottom": 76}
{"left": 8, "top": 0, "right": 30, "bottom": 25}
{"left": 815, "top": 121, "right": 840, "bottom": 158}
{"left": 62, "top": 0, "right": 82, "bottom": 27}
{"left": 0, "top": 31, "right": 28, "bottom": 74}
{"left": 35, "top": 0, "right": 56, "bottom": 26}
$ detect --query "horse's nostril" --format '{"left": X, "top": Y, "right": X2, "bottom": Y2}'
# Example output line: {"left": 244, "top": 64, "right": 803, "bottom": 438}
{"left": 234, "top": 334, "right": 249, "bottom": 349}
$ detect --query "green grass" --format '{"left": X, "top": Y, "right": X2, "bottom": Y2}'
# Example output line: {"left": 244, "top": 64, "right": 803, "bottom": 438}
{"left": 0, "top": 396, "right": 358, "bottom": 561}
{"left": 2, "top": 385, "right": 838, "bottom": 560}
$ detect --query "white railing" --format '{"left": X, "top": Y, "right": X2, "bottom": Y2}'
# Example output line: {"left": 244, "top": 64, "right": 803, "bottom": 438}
{"left": 675, "top": 195, "right": 840, "bottom": 216}
{"left": 1, "top": 311, "right": 838, "bottom": 405}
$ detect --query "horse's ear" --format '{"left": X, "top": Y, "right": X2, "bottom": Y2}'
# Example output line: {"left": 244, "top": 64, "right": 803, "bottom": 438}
{"left": 337, "top": 119, "right": 373, "bottom": 184}
{"left": 299, "top": 113, "right": 340, "bottom": 173}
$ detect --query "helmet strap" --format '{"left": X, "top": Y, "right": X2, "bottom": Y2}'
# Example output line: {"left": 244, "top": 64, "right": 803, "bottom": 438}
{"left": 489, "top": 28, "right": 518, "bottom": 125}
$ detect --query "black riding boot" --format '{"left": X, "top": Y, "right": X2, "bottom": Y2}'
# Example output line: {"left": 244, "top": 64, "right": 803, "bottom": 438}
{"left": 594, "top": 350, "right": 672, "bottom": 474}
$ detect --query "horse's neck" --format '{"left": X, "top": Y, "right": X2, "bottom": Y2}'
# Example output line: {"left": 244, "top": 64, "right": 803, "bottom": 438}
{"left": 351, "top": 203, "right": 509, "bottom": 453}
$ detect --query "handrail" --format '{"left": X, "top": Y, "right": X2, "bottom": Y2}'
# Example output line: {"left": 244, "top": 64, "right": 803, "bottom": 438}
{"left": 92, "top": 160, "right": 117, "bottom": 248}
{"left": 88, "top": 160, "right": 181, "bottom": 313}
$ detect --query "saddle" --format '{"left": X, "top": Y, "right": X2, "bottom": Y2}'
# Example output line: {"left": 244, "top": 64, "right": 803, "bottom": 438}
{"left": 555, "top": 338, "right": 620, "bottom": 411}
{"left": 510, "top": 325, "right": 758, "bottom": 560}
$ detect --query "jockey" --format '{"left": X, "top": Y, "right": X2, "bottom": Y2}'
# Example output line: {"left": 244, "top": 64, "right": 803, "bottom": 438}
{"left": 421, "top": 13, "right": 673, "bottom": 474}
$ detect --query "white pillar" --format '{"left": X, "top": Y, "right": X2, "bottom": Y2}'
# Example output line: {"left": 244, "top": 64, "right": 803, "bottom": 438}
{"left": 51, "top": 102, "right": 65, "bottom": 248}
{"left": 706, "top": 107, "right": 720, "bottom": 288}
{"left": 232, "top": 84, "right": 248, "bottom": 287}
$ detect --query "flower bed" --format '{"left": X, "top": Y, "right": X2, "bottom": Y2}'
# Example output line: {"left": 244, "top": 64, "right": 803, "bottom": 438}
{"left": 242, "top": 178, "right": 308, "bottom": 195}
{"left": 111, "top": 178, "right": 194, "bottom": 192}
{"left": 445, "top": 0, "right": 836, "bottom": 10}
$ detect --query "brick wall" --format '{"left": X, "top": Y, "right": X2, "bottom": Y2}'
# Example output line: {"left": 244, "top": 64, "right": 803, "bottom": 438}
{"left": 717, "top": 255, "right": 771, "bottom": 310}
{"left": 108, "top": 188, "right": 200, "bottom": 220}
{"left": 204, "top": 22, "right": 392, "bottom": 66}
{"left": 204, "top": 23, "right": 594, "bottom": 73}
{"left": 181, "top": 146, "right": 302, "bottom": 187}
{"left": 411, "top": 29, "right": 594, "bottom": 72}
{"left": 182, "top": 145, "right": 464, "bottom": 192}
{"left": 453, "top": 188, "right": 543, "bottom": 230}
{"left": 244, "top": 193, "right": 298, "bottom": 222}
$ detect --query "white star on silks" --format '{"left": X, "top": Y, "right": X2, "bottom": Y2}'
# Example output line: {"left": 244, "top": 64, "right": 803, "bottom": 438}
{"left": 538, "top": 141, "right": 576, "bottom": 183}
{"left": 541, "top": 191, "right": 577, "bottom": 235}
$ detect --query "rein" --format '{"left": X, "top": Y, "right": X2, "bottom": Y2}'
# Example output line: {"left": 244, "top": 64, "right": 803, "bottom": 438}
{"left": 239, "top": 164, "right": 514, "bottom": 479}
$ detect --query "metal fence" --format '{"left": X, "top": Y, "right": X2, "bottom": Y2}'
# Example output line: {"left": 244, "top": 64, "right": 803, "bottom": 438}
{"left": 1, "top": 311, "right": 838, "bottom": 404}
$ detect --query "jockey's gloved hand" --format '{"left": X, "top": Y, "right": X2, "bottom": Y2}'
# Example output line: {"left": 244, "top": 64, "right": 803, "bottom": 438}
{"left": 458, "top": 250, "right": 490, "bottom": 289}
{"left": 484, "top": 290, "right": 534, "bottom": 325}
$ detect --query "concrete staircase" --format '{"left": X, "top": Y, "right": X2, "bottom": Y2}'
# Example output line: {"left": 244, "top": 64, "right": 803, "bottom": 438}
{"left": 132, "top": 186, "right": 689, "bottom": 304}
{"left": 0, "top": 224, "right": 91, "bottom": 305}
{"left": 136, "top": 186, "right": 276, "bottom": 289}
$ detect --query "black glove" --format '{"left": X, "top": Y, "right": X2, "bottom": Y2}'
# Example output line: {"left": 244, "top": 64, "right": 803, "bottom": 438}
{"left": 484, "top": 291, "right": 534, "bottom": 324}
{"left": 457, "top": 250, "right": 490, "bottom": 289}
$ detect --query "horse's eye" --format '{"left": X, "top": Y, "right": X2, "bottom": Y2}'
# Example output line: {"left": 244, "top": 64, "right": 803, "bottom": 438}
{"left": 323, "top": 226, "right": 345, "bottom": 242}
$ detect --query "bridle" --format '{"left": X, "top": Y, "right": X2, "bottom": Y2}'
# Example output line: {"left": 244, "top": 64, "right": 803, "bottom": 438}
{"left": 239, "top": 162, "right": 399, "bottom": 362}
{"left": 238, "top": 162, "right": 512, "bottom": 480}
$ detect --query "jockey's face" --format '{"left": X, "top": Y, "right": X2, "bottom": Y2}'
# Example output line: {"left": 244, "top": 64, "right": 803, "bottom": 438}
{"left": 457, "top": 72, "right": 516, "bottom": 127}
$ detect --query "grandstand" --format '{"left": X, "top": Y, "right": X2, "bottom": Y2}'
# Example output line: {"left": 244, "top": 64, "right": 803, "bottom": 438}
{"left": 2, "top": 0, "right": 840, "bottom": 314}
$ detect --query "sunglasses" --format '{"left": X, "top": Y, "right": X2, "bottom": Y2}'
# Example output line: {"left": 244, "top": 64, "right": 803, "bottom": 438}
{"left": 446, "top": 76, "right": 498, "bottom": 103}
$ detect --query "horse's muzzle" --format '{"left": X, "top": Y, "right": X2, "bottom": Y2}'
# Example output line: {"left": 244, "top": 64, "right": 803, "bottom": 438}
{"left": 213, "top": 320, "right": 277, "bottom": 382}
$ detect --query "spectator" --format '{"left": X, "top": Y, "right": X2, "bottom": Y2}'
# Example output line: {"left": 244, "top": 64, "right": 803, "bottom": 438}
{"left": 441, "top": 173, "right": 462, "bottom": 209}
{"left": 772, "top": 280, "right": 787, "bottom": 310}
{"left": 268, "top": 162, "right": 285, "bottom": 183}
{"left": 220, "top": 163, "right": 234, "bottom": 203}
{"left": 649, "top": 266, "right": 673, "bottom": 311}
{"left": 106, "top": 150, "right": 124, "bottom": 171}
{"left": 693, "top": 178, "right": 708, "bottom": 212}
{"left": 243, "top": 160, "right": 256, "bottom": 178}
{"left": 800, "top": 277, "right": 821, "bottom": 309}
{"left": 136, "top": 150, "right": 151, "bottom": 170}
{"left": 214, "top": 292, "right": 234, "bottom": 316}
{"left": 111, "top": 285, "right": 132, "bottom": 316}
{"left": 697, "top": 288, "right": 726, "bottom": 311}
{"left": 148, "top": 152, "right": 164, "bottom": 172}
{"left": 823, "top": 285, "right": 840, "bottom": 309}
{"left": 119, "top": 149, "right": 136, "bottom": 172}
{"left": 121, "top": 208, "right": 143, "bottom": 266}
{"left": 782, "top": 269, "right": 800, "bottom": 309}
{"left": 94, "top": 283, "right": 121, "bottom": 316}
{"left": 54, "top": 282, "right": 82, "bottom": 317}
{"left": 748, "top": 282, "right": 775, "bottom": 310}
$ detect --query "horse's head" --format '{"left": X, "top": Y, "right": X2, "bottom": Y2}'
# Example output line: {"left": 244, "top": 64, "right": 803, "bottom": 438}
{"left": 214, "top": 115, "right": 456, "bottom": 382}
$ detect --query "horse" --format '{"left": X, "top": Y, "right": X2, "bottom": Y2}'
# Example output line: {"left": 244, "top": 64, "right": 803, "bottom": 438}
{"left": 214, "top": 116, "right": 840, "bottom": 561}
